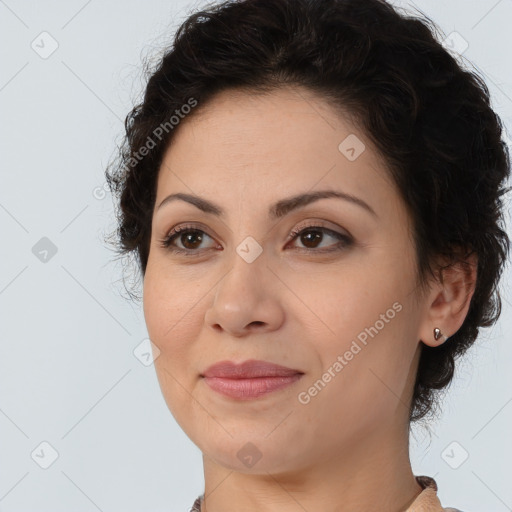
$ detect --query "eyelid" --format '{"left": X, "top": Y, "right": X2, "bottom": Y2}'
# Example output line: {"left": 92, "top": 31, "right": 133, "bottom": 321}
{"left": 287, "top": 219, "right": 351, "bottom": 240}
{"left": 164, "top": 221, "right": 214, "bottom": 239}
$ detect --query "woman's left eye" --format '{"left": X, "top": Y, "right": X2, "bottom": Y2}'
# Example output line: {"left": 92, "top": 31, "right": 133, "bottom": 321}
{"left": 158, "top": 224, "right": 353, "bottom": 256}
{"left": 286, "top": 224, "right": 353, "bottom": 253}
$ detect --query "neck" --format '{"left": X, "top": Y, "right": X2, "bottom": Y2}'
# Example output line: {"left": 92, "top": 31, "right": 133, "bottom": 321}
{"left": 200, "top": 419, "right": 422, "bottom": 512}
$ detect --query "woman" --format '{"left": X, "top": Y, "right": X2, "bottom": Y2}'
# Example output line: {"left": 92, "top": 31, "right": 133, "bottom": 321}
{"left": 105, "top": 0, "right": 510, "bottom": 510}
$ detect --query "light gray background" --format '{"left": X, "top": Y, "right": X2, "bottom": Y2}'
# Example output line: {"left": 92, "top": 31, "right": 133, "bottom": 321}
{"left": 1, "top": 1, "right": 511, "bottom": 511}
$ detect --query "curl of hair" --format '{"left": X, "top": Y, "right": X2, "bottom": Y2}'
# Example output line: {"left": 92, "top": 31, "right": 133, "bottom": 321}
{"left": 105, "top": 0, "right": 511, "bottom": 423}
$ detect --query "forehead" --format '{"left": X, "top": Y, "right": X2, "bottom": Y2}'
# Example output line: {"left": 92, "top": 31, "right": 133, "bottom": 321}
{"left": 155, "top": 86, "right": 398, "bottom": 220}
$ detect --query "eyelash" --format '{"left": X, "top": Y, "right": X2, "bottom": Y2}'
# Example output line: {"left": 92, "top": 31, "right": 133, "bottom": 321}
{"left": 158, "top": 222, "right": 353, "bottom": 256}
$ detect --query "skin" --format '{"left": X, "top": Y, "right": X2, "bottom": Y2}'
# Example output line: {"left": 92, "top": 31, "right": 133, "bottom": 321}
{"left": 142, "top": 86, "right": 477, "bottom": 512}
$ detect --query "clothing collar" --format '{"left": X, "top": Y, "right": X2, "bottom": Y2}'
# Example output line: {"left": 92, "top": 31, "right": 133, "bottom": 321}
{"left": 406, "top": 475, "right": 445, "bottom": 512}
{"left": 190, "top": 475, "right": 448, "bottom": 512}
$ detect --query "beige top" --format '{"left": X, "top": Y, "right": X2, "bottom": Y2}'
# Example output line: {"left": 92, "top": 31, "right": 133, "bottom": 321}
{"left": 408, "top": 475, "right": 463, "bottom": 512}
{"left": 189, "top": 475, "right": 464, "bottom": 511}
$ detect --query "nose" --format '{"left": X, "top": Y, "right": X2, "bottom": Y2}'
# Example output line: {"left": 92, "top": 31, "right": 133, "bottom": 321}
{"left": 204, "top": 249, "right": 285, "bottom": 338}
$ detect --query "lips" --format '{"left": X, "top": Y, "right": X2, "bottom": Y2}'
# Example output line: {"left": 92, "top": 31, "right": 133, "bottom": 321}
{"left": 201, "top": 359, "right": 304, "bottom": 400}
{"left": 201, "top": 359, "right": 303, "bottom": 379}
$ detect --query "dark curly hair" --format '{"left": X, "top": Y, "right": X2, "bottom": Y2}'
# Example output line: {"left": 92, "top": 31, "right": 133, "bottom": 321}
{"left": 105, "top": 0, "right": 511, "bottom": 423}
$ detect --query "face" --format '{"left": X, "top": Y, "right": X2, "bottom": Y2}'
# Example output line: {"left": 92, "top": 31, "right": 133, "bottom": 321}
{"left": 143, "top": 86, "right": 426, "bottom": 474}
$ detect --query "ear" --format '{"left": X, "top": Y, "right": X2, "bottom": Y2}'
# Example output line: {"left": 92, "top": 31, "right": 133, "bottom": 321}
{"left": 417, "top": 249, "right": 478, "bottom": 348}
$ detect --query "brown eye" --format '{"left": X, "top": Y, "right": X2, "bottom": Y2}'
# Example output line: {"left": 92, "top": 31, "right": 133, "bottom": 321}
{"left": 287, "top": 225, "right": 353, "bottom": 253}
{"left": 177, "top": 229, "right": 204, "bottom": 250}
{"left": 297, "top": 229, "right": 323, "bottom": 249}
{"left": 159, "top": 226, "right": 218, "bottom": 255}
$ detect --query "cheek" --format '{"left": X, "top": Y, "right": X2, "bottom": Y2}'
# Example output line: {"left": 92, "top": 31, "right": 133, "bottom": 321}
{"left": 143, "top": 266, "right": 205, "bottom": 422}
{"left": 292, "top": 261, "right": 417, "bottom": 401}
{"left": 143, "top": 263, "right": 203, "bottom": 361}
{"left": 285, "top": 262, "right": 401, "bottom": 345}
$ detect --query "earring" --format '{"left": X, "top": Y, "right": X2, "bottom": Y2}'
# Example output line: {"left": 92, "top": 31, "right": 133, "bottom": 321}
{"left": 433, "top": 327, "right": 449, "bottom": 342}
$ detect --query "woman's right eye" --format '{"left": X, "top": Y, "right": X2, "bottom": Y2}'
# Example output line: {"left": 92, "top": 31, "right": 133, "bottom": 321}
{"left": 158, "top": 226, "right": 218, "bottom": 256}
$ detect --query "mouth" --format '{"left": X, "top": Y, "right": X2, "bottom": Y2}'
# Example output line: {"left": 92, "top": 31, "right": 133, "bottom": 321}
{"left": 200, "top": 359, "right": 304, "bottom": 400}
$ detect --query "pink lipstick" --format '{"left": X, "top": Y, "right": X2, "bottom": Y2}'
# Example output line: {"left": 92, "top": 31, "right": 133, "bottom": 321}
{"left": 201, "top": 359, "right": 304, "bottom": 400}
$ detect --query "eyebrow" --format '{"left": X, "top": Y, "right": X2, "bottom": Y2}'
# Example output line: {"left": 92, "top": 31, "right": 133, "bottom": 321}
{"left": 156, "top": 189, "right": 378, "bottom": 219}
